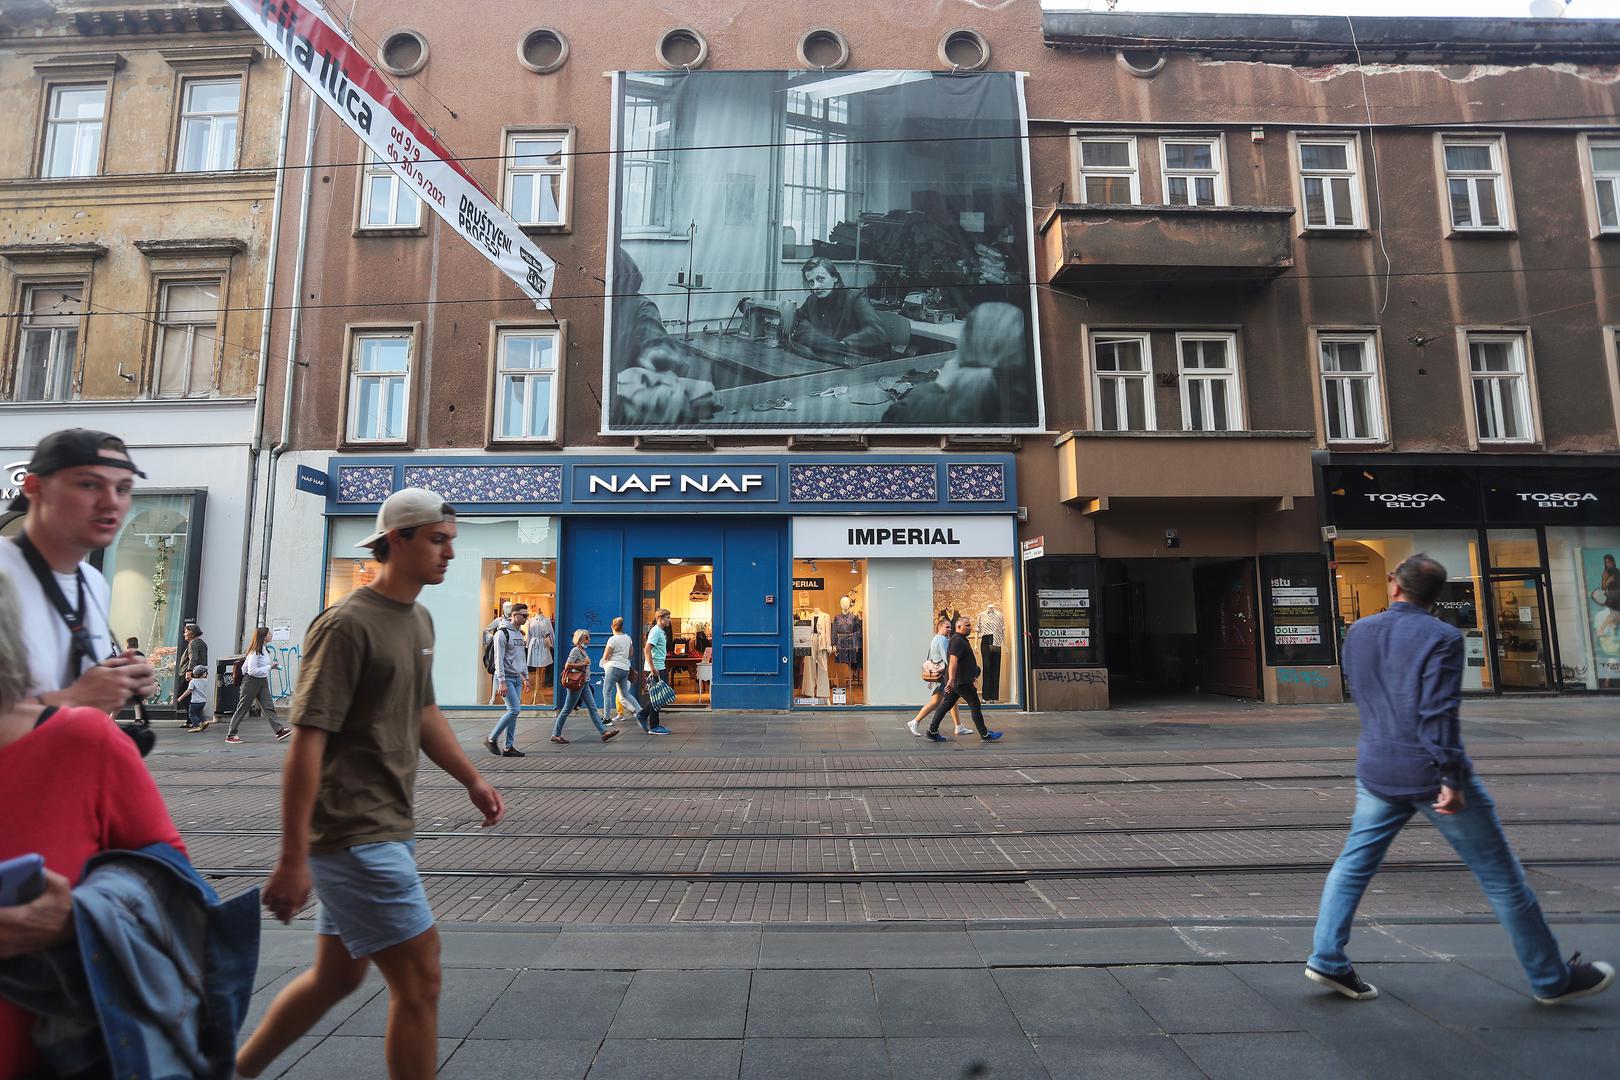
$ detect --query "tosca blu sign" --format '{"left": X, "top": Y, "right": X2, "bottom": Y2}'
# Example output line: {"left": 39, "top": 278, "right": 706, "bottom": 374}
{"left": 227, "top": 0, "right": 554, "bottom": 307}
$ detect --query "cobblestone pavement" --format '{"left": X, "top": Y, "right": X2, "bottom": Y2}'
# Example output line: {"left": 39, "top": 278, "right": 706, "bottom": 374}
{"left": 158, "top": 695, "right": 1617, "bottom": 1078}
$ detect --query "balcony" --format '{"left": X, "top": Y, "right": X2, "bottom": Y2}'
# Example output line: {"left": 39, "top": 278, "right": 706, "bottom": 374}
{"left": 1039, "top": 204, "right": 1295, "bottom": 286}
{"left": 1055, "top": 431, "right": 1316, "bottom": 510}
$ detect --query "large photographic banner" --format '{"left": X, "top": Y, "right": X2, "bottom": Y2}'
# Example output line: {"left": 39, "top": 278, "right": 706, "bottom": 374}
{"left": 603, "top": 70, "right": 1042, "bottom": 433}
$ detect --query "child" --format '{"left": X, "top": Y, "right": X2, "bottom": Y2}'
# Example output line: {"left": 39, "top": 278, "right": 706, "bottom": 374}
{"left": 184, "top": 663, "right": 213, "bottom": 731}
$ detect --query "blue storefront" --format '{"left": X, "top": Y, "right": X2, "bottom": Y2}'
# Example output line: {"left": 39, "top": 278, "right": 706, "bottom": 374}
{"left": 320, "top": 454, "right": 1022, "bottom": 711}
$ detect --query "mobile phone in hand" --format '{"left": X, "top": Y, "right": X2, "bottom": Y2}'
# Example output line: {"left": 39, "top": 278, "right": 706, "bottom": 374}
{"left": 0, "top": 854, "right": 45, "bottom": 906}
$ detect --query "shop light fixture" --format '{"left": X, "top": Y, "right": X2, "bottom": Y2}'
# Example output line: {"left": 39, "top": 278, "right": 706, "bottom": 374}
{"left": 668, "top": 557, "right": 684, "bottom": 564}
{"left": 850, "top": 561, "right": 859, "bottom": 574}
{"left": 809, "top": 560, "right": 819, "bottom": 572}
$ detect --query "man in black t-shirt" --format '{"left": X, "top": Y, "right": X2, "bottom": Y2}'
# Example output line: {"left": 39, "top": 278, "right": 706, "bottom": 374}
{"left": 926, "top": 616, "right": 1002, "bottom": 742}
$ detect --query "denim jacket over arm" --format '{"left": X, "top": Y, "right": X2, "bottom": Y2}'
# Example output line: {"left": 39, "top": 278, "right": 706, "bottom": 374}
{"left": 1342, "top": 601, "right": 1474, "bottom": 801}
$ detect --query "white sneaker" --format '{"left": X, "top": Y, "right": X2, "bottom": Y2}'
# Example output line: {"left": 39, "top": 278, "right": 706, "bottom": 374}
{"left": 907, "top": 719, "right": 921, "bottom": 737}
{"left": 954, "top": 726, "right": 973, "bottom": 736}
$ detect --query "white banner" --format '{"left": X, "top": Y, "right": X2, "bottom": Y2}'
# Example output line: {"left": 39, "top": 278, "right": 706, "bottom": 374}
{"left": 792, "top": 515, "right": 1014, "bottom": 559}
{"left": 227, "top": 0, "right": 553, "bottom": 307}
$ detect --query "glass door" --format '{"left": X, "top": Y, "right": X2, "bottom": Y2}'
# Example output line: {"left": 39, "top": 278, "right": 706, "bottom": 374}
{"left": 637, "top": 558, "right": 714, "bottom": 707}
{"left": 1489, "top": 572, "right": 1552, "bottom": 691}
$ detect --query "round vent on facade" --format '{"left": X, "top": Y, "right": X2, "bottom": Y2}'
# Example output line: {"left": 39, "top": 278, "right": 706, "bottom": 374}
{"left": 377, "top": 28, "right": 429, "bottom": 77}
{"left": 657, "top": 27, "right": 709, "bottom": 70}
{"left": 938, "top": 28, "right": 990, "bottom": 72}
{"left": 797, "top": 28, "right": 850, "bottom": 70}
{"left": 1117, "top": 48, "right": 1166, "bottom": 79}
{"left": 518, "top": 27, "right": 570, "bottom": 74}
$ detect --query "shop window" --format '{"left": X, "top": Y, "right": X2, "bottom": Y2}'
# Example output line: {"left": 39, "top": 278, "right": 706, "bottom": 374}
{"left": 792, "top": 559, "right": 867, "bottom": 705}
{"left": 1295, "top": 135, "right": 1362, "bottom": 229}
{"left": 493, "top": 328, "right": 559, "bottom": 442}
{"left": 934, "top": 559, "right": 1017, "bottom": 705}
{"left": 504, "top": 129, "right": 570, "bottom": 228}
{"left": 1546, "top": 527, "right": 1620, "bottom": 690}
{"left": 1591, "top": 139, "right": 1620, "bottom": 233}
{"left": 1466, "top": 332, "right": 1534, "bottom": 444}
{"left": 175, "top": 77, "right": 240, "bottom": 173}
{"left": 152, "top": 280, "right": 222, "bottom": 398}
{"left": 359, "top": 148, "right": 422, "bottom": 229}
{"left": 13, "top": 283, "right": 83, "bottom": 401}
{"left": 102, "top": 493, "right": 199, "bottom": 705}
{"left": 478, "top": 557, "right": 558, "bottom": 707}
{"left": 1091, "top": 332, "right": 1154, "bottom": 432}
{"left": 1176, "top": 333, "right": 1241, "bottom": 432}
{"left": 1318, "top": 332, "right": 1384, "bottom": 443}
{"left": 1332, "top": 531, "right": 1491, "bottom": 691}
{"left": 42, "top": 84, "right": 105, "bottom": 178}
{"left": 346, "top": 331, "right": 412, "bottom": 443}
{"left": 1159, "top": 137, "right": 1223, "bottom": 207}
{"left": 1075, "top": 136, "right": 1139, "bottom": 204}
{"left": 1442, "top": 136, "right": 1510, "bottom": 231}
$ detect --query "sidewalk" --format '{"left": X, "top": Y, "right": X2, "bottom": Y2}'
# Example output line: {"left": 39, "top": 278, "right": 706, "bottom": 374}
{"left": 248, "top": 916, "right": 1618, "bottom": 1079}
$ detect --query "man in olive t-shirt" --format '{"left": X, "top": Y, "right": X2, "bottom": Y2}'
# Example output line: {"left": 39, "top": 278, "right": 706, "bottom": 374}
{"left": 238, "top": 490, "right": 505, "bottom": 1080}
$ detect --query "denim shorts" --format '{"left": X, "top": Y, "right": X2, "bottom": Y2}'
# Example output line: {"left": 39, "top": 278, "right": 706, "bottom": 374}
{"left": 310, "top": 839, "right": 435, "bottom": 958}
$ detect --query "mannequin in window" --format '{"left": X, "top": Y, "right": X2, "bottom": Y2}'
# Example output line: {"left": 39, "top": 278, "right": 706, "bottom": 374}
{"left": 831, "top": 595, "right": 863, "bottom": 691}
{"left": 977, "top": 601, "right": 1005, "bottom": 701}
{"left": 799, "top": 606, "right": 832, "bottom": 702}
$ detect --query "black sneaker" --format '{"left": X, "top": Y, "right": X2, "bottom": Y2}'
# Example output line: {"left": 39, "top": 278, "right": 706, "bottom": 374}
{"left": 484, "top": 736, "right": 500, "bottom": 757}
{"left": 502, "top": 746, "right": 527, "bottom": 757}
{"left": 1305, "top": 965, "right": 1378, "bottom": 1000}
{"left": 1536, "top": 953, "right": 1615, "bottom": 1006}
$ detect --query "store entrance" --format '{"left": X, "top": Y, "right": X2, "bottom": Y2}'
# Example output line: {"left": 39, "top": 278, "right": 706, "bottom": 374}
{"left": 1489, "top": 571, "right": 1553, "bottom": 691}
{"left": 1102, "top": 557, "right": 1261, "bottom": 702}
{"left": 637, "top": 559, "right": 714, "bottom": 708}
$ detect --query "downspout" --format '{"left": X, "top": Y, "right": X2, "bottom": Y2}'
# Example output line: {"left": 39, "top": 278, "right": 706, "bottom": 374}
{"left": 236, "top": 61, "right": 293, "bottom": 648}
{"left": 256, "top": 92, "right": 319, "bottom": 625}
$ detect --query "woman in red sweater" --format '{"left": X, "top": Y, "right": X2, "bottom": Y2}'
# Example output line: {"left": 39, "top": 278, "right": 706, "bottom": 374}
{"left": 0, "top": 571, "right": 186, "bottom": 1080}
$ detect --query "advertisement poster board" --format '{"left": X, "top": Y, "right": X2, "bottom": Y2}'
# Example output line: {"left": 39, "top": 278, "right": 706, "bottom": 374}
{"left": 1259, "top": 554, "right": 1336, "bottom": 667}
{"left": 1025, "top": 557, "right": 1101, "bottom": 669}
{"left": 603, "top": 69, "right": 1042, "bottom": 433}
{"left": 1581, "top": 547, "right": 1620, "bottom": 688}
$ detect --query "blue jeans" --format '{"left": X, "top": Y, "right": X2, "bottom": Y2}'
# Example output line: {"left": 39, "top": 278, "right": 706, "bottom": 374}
{"left": 488, "top": 676, "right": 524, "bottom": 748}
{"left": 186, "top": 698, "right": 206, "bottom": 728}
{"left": 602, "top": 666, "right": 641, "bottom": 717}
{"left": 554, "top": 683, "right": 604, "bottom": 737}
{"left": 1310, "top": 777, "right": 1568, "bottom": 996}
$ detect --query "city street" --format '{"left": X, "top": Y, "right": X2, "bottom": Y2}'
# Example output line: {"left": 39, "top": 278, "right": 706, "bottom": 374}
{"left": 154, "top": 696, "right": 1618, "bottom": 1078}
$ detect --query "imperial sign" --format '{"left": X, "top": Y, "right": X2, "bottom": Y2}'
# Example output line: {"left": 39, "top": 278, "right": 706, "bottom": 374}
{"left": 226, "top": 0, "right": 554, "bottom": 307}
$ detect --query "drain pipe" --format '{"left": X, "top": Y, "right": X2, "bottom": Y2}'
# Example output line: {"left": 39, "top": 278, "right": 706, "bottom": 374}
{"left": 236, "top": 62, "right": 293, "bottom": 649}
{"left": 256, "top": 93, "right": 319, "bottom": 625}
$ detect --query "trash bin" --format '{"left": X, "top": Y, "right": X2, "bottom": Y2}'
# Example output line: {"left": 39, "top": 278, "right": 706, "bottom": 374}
{"left": 215, "top": 656, "right": 242, "bottom": 717}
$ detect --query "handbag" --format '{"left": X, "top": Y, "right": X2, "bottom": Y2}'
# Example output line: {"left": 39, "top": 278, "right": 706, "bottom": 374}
{"left": 561, "top": 664, "right": 588, "bottom": 691}
{"left": 645, "top": 673, "right": 677, "bottom": 711}
{"left": 922, "top": 657, "right": 946, "bottom": 682}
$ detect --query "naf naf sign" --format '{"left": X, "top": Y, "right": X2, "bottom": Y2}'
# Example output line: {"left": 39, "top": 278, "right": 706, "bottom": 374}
{"left": 573, "top": 465, "right": 779, "bottom": 504}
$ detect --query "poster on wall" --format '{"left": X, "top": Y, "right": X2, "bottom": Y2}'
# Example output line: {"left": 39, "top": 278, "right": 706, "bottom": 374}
{"left": 1025, "top": 557, "right": 1101, "bottom": 668}
{"left": 603, "top": 69, "right": 1043, "bottom": 434}
{"left": 1581, "top": 547, "right": 1620, "bottom": 688}
{"left": 1259, "top": 554, "right": 1337, "bottom": 667}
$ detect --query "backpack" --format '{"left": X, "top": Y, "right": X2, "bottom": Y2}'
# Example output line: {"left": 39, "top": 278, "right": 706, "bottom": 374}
{"left": 482, "top": 626, "right": 509, "bottom": 675}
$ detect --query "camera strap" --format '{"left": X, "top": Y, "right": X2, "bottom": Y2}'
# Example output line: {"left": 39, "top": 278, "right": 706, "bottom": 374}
{"left": 11, "top": 533, "right": 102, "bottom": 688}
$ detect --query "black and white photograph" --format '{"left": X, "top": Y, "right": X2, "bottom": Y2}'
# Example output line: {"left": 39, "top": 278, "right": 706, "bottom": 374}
{"left": 604, "top": 69, "right": 1042, "bottom": 433}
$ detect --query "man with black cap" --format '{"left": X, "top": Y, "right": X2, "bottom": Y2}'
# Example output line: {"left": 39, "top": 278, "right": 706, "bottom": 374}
{"left": 0, "top": 429, "right": 156, "bottom": 712}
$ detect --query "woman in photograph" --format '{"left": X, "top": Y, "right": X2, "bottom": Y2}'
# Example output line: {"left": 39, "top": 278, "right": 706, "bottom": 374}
{"left": 553, "top": 629, "right": 619, "bottom": 744}
{"left": 886, "top": 301, "right": 1025, "bottom": 425}
{"left": 1597, "top": 553, "right": 1620, "bottom": 638}
{"left": 789, "top": 257, "right": 890, "bottom": 364}
{"left": 909, "top": 615, "right": 965, "bottom": 738}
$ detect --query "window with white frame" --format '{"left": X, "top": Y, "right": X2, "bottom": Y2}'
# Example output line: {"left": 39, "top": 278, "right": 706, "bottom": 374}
{"left": 1176, "top": 334, "right": 1240, "bottom": 431}
{"left": 1092, "top": 333, "right": 1154, "bottom": 431}
{"left": 1076, "top": 137, "right": 1139, "bottom": 204}
{"left": 13, "top": 284, "right": 83, "bottom": 401}
{"left": 1318, "top": 333, "right": 1383, "bottom": 443}
{"left": 41, "top": 84, "right": 105, "bottom": 178}
{"left": 1161, "top": 138, "right": 1223, "bottom": 207}
{"left": 175, "top": 78, "right": 240, "bottom": 172}
{"left": 504, "top": 130, "right": 570, "bottom": 227}
{"left": 493, "top": 329, "right": 559, "bottom": 441}
{"left": 153, "top": 280, "right": 221, "bottom": 398}
{"left": 1443, "top": 137, "right": 1509, "bottom": 230}
{"left": 359, "top": 148, "right": 422, "bottom": 229}
{"left": 1467, "top": 332, "right": 1534, "bottom": 443}
{"left": 347, "top": 332, "right": 412, "bottom": 442}
{"left": 621, "top": 92, "right": 674, "bottom": 235}
{"left": 783, "top": 91, "right": 854, "bottom": 250}
{"left": 1590, "top": 139, "right": 1620, "bottom": 233}
{"left": 1296, "top": 136, "right": 1361, "bottom": 228}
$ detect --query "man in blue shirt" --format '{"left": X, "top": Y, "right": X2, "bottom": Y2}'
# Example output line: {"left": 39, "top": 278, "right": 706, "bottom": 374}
{"left": 1307, "top": 553, "right": 1612, "bottom": 1006}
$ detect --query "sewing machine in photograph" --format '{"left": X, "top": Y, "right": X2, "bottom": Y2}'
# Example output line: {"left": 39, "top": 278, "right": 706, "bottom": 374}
{"left": 902, "top": 288, "right": 958, "bottom": 325}
{"left": 741, "top": 296, "right": 797, "bottom": 342}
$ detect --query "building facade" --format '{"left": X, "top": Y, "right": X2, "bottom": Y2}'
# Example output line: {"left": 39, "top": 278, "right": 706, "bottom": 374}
{"left": 0, "top": 0, "right": 286, "bottom": 708}
{"left": 251, "top": 1, "right": 1620, "bottom": 711}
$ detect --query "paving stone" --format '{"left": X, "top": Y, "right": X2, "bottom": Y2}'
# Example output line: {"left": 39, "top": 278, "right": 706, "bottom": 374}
{"left": 885, "top": 1036, "right": 1050, "bottom": 1080}
{"left": 1173, "top": 1032, "right": 1363, "bottom": 1080}
{"left": 242, "top": 968, "right": 386, "bottom": 1037}
{"left": 1469, "top": 1027, "right": 1618, "bottom": 1076}
{"left": 871, "top": 969, "right": 1023, "bottom": 1038}
{"left": 335, "top": 967, "right": 519, "bottom": 1038}
{"left": 542, "top": 929, "right": 760, "bottom": 969}
{"left": 970, "top": 927, "right": 1195, "bottom": 967}
{"left": 738, "top": 1037, "right": 891, "bottom": 1080}
{"left": 257, "top": 1036, "right": 320, "bottom": 1080}
{"left": 276, "top": 1036, "right": 458, "bottom": 1078}
{"left": 583, "top": 1039, "right": 743, "bottom": 1080}
{"left": 744, "top": 969, "right": 883, "bottom": 1037}
{"left": 1033, "top": 1034, "right": 1205, "bottom": 1080}
{"left": 1365, "top": 960, "right": 1620, "bottom": 1030}
{"left": 992, "top": 968, "right": 1160, "bottom": 1038}
{"left": 438, "top": 930, "right": 562, "bottom": 967}
{"left": 759, "top": 931, "right": 981, "bottom": 968}
{"left": 468, "top": 970, "right": 632, "bottom": 1040}
{"left": 437, "top": 1039, "right": 598, "bottom": 1080}
{"left": 1110, "top": 966, "right": 1295, "bottom": 1034}
{"left": 606, "top": 969, "right": 751, "bottom": 1038}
